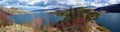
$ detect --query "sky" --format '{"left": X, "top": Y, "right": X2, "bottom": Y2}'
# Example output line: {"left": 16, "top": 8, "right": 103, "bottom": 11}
{"left": 0, "top": 0, "right": 120, "bottom": 11}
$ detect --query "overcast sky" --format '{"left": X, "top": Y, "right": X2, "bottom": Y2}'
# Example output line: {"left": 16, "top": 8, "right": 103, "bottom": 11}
{"left": 0, "top": 0, "right": 120, "bottom": 11}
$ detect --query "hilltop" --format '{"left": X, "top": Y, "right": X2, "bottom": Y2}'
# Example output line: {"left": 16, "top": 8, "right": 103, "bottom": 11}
{"left": 0, "top": 6, "right": 32, "bottom": 15}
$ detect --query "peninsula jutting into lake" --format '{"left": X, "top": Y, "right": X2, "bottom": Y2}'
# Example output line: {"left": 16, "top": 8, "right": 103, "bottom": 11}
{"left": 1, "top": 0, "right": 120, "bottom": 32}
{"left": 0, "top": 7, "right": 110, "bottom": 32}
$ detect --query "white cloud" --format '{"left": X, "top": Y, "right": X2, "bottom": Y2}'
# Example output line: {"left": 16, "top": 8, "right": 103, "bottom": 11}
{"left": 108, "top": 0, "right": 118, "bottom": 4}
{"left": 1, "top": 0, "right": 120, "bottom": 11}
{"left": 28, "top": 0, "right": 42, "bottom": 5}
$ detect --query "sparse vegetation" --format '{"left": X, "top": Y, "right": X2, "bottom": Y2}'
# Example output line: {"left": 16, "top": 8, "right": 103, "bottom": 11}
{"left": 97, "top": 26, "right": 110, "bottom": 32}
{"left": 50, "top": 7, "right": 109, "bottom": 32}
{"left": 0, "top": 7, "right": 30, "bottom": 15}
{"left": 0, "top": 7, "right": 110, "bottom": 32}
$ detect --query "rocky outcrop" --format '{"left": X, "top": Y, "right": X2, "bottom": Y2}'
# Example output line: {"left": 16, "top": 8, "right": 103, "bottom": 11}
{"left": 88, "top": 20, "right": 110, "bottom": 32}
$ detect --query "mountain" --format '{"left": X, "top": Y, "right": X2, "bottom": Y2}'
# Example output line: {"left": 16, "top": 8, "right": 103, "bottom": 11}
{"left": 95, "top": 4, "right": 120, "bottom": 13}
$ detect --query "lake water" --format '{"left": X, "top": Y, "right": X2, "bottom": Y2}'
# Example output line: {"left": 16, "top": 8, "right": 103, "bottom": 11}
{"left": 95, "top": 13, "right": 120, "bottom": 32}
{"left": 8, "top": 13, "right": 120, "bottom": 32}
{"left": 8, "top": 13, "right": 64, "bottom": 26}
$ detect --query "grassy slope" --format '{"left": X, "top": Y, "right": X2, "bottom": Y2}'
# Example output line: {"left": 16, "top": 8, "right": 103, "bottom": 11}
{"left": 0, "top": 7, "right": 29, "bottom": 15}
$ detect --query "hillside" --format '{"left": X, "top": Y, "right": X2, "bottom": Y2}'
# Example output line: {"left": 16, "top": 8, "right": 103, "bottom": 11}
{"left": 0, "top": 7, "right": 30, "bottom": 15}
{"left": 50, "top": 7, "right": 110, "bottom": 32}
{"left": 95, "top": 4, "right": 120, "bottom": 13}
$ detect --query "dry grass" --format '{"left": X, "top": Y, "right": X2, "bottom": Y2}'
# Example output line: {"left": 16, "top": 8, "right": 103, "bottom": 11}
{"left": 0, "top": 7, "right": 28, "bottom": 15}
{"left": 97, "top": 26, "right": 110, "bottom": 32}
{"left": 31, "top": 18, "right": 42, "bottom": 32}
{"left": 22, "top": 20, "right": 31, "bottom": 27}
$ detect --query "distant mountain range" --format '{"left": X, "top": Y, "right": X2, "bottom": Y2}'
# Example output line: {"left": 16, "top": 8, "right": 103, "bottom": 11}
{"left": 32, "top": 4, "right": 120, "bottom": 13}
{"left": 95, "top": 4, "right": 120, "bottom": 13}
{"left": 1, "top": 0, "right": 120, "bottom": 12}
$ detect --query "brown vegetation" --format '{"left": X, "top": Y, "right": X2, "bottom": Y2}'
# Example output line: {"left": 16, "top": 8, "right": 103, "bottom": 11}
{"left": 73, "top": 16, "right": 86, "bottom": 27}
{"left": 23, "top": 20, "right": 30, "bottom": 27}
{"left": 31, "top": 18, "right": 42, "bottom": 32}
{"left": 0, "top": 7, "right": 28, "bottom": 15}
{"left": 0, "top": 11, "right": 8, "bottom": 27}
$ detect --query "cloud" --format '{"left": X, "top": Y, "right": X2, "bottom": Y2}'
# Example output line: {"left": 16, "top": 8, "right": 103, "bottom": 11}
{"left": 0, "top": 0, "right": 120, "bottom": 11}
{"left": 108, "top": 0, "right": 118, "bottom": 4}
{"left": 27, "top": 0, "right": 43, "bottom": 5}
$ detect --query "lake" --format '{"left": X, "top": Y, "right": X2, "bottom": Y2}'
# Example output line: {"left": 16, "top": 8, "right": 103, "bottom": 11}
{"left": 8, "top": 13, "right": 120, "bottom": 32}
{"left": 95, "top": 13, "right": 120, "bottom": 32}
{"left": 8, "top": 13, "right": 64, "bottom": 26}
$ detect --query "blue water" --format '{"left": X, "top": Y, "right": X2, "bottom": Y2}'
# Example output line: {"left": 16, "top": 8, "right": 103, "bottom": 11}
{"left": 8, "top": 13, "right": 120, "bottom": 32}
{"left": 8, "top": 13, "right": 64, "bottom": 26}
{"left": 95, "top": 13, "right": 120, "bottom": 32}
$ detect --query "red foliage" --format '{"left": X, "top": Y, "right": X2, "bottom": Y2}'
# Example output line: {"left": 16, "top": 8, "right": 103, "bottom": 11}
{"left": 64, "top": 22, "right": 71, "bottom": 27}
{"left": 56, "top": 22, "right": 63, "bottom": 28}
{"left": 0, "top": 13, "right": 8, "bottom": 26}
{"left": 73, "top": 16, "right": 86, "bottom": 27}
{"left": 0, "top": 13, "right": 8, "bottom": 22}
